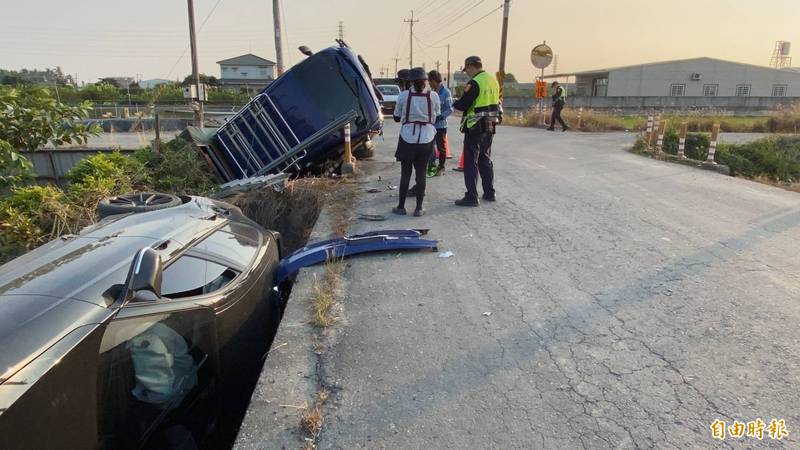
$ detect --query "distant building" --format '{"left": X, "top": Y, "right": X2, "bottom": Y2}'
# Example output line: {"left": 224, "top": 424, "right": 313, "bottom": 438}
{"left": 217, "top": 54, "right": 277, "bottom": 93}
{"left": 139, "top": 78, "right": 172, "bottom": 89}
{"left": 106, "top": 77, "right": 136, "bottom": 89}
{"left": 550, "top": 57, "right": 800, "bottom": 97}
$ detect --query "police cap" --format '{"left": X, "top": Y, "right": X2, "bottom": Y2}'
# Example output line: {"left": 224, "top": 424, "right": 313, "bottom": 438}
{"left": 462, "top": 56, "right": 483, "bottom": 70}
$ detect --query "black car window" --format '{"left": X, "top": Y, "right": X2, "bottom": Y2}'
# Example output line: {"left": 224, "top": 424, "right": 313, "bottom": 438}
{"left": 199, "top": 223, "right": 259, "bottom": 268}
{"left": 161, "top": 256, "right": 239, "bottom": 299}
{"left": 158, "top": 224, "right": 259, "bottom": 300}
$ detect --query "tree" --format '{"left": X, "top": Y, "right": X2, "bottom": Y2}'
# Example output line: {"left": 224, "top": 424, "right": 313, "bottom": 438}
{"left": 182, "top": 74, "right": 219, "bottom": 87}
{"left": 0, "top": 139, "right": 33, "bottom": 189}
{"left": 1, "top": 73, "right": 29, "bottom": 86}
{"left": 81, "top": 82, "right": 121, "bottom": 102}
{"left": 504, "top": 73, "right": 518, "bottom": 83}
{"left": 0, "top": 85, "right": 101, "bottom": 151}
{"left": 98, "top": 77, "right": 121, "bottom": 88}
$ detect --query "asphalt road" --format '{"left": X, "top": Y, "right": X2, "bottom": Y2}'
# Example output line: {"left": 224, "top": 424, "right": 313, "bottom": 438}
{"left": 318, "top": 123, "right": 800, "bottom": 449}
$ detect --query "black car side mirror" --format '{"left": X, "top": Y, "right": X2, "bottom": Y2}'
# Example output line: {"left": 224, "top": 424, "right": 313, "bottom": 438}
{"left": 121, "top": 247, "right": 163, "bottom": 303}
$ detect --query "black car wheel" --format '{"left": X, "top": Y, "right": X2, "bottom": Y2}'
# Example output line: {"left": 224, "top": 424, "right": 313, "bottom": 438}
{"left": 98, "top": 192, "right": 183, "bottom": 218}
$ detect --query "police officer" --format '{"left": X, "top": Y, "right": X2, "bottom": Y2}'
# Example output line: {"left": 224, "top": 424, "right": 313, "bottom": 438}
{"left": 547, "top": 81, "right": 569, "bottom": 131}
{"left": 452, "top": 56, "right": 501, "bottom": 206}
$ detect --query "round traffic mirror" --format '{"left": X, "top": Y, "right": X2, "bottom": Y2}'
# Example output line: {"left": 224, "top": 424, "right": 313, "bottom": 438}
{"left": 530, "top": 44, "right": 553, "bottom": 69}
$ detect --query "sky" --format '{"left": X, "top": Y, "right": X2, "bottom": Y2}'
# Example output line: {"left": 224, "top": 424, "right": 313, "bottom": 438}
{"left": 0, "top": 0, "right": 798, "bottom": 84}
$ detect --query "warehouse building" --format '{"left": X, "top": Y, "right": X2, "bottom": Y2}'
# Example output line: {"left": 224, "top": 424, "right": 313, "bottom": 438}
{"left": 557, "top": 57, "right": 800, "bottom": 97}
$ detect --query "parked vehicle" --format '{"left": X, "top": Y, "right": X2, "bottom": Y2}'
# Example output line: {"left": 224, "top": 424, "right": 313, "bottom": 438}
{"left": 0, "top": 193, "right": 283, "bottom": 449}
{"left": 204, "top": 43, "right": 383, "bottom": 182}
{"left": 376, "top": 84, "right": 400, "bottom": 113}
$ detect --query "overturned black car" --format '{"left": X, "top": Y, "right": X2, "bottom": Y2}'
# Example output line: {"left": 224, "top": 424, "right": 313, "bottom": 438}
{"left": 0, "top": 194, "right": 283, "bottom": 449}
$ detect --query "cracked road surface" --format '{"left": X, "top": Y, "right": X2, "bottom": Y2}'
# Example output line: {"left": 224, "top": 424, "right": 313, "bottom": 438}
{"left": 318, "top": 123, "right": 800, "bottom": 449}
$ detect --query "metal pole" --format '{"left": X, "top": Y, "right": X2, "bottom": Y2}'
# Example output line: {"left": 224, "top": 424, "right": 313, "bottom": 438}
{"left": 154, "top": 113, "right": 161, "bottom": 153}
{"left": 273, "top": 0, "right": 285, "bottom": 75}
{"left": 497, "top": 0, "right": 511, "bottom": 96}
{"left": 446, "top": 44, "right": 451, "bottom": 89}
{"left": 404, "top": 11, "right": 419, "bottom": 68}
{"left": 187, "top": 0, "right": 204, "bottom": 127}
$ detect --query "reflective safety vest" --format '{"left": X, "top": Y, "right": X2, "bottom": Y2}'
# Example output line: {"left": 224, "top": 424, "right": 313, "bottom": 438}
{"left": 464, "top": 71, "right": 501, "bottom": 129}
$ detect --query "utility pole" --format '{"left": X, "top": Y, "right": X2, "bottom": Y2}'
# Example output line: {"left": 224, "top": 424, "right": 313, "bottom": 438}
{"left": 497, "top": 0, "right": 511, "bottom": 97}
{"left": 338, "top": 21, "right": 344, "bottom": 40}
{"left": 273, "top": 0, "right": 284, "bottom": 75}
{"left": 393, "top": 57, "right": 400, "bottom": 75}
{"left": 446, "top": 44, "right": 451, "bottom": 88}
{"left": 404, "top": 11, "right": 419, "bottom": 68}
{"left": 436, "top": 60, "right": 441, "bottom": 73}
{"left": 187, "top": 0, "right": 204, "bottom": 127}
{"left": 553, "top": 54, "right": 559, "bottom": 75}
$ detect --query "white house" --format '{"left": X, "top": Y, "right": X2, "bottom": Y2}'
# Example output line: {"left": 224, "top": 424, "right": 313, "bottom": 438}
{"left": 217, "top": 54, "right": 277, "bottom": 93}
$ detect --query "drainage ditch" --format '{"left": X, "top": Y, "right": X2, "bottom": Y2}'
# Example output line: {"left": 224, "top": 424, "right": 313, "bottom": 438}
{"left": 201, "top": 179, "right": 331, "bottom": 449}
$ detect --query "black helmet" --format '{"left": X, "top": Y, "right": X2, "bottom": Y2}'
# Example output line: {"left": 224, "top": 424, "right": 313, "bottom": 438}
{"left": 409, "top": 67, "right": 427, "bottom": 81}
{"left": 396, "top": 69, "right": 410, "bottom": 81}
{"left": 462, "top": 55, "right": 482, "bottom": 70}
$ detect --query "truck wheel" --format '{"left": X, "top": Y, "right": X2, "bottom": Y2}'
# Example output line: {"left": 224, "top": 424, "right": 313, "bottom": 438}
{"left": 353, "top": 139, "right": 375, "bottom": 159}
{"left": 97, "top": 192, "right": 183, "bottom": 218}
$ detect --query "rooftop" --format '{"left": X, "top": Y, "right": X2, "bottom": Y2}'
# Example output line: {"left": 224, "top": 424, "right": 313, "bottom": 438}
{"left": 217, "top": 53, "right": 276, "bottom": 66}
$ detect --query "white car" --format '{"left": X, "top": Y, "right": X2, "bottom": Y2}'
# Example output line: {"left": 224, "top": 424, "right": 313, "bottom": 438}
{"left": 376, "top": 84, "right": 400, "bottom": 113}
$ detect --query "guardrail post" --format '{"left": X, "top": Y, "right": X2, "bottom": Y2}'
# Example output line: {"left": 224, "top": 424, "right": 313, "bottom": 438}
{"left": 341, "top": 122, "right": 354, "bottom": 174}
{"left": 678, "top": 122, "right": 688, "bottom": 158}
{"left": 576, "top": 107, "right": 583, "bottom": 130}
{"left": 656, "top": 119, "right": 667, "bottom": 153}
{"left": 706, "top": 123, "right": 720, "bottom": 164}
{"left": 645, "top": 112, "right": 654, "bottom": 142}
{"left": 649, "top": 111, "right": 661, "bottom": 146}
{"left": 153, "top": 113, "right": 161, "bottom": 153}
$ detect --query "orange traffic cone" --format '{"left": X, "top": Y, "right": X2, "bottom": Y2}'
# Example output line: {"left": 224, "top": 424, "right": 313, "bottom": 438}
{"left": 454, "top": 149, "right": 465, "bottom": 172}
{"left": 445, "top": 134, "right": 452, "bottom": 158}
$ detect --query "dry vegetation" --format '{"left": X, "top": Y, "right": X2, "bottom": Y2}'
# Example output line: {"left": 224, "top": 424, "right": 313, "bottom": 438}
{"left": 300, "top": 389, "right": 331, "bottom": 446}
{"left": 310, "top": 259, "right": 345, "bottom": 328}
{"left": 506, "top": 103, "right": 800, "bottom": 133}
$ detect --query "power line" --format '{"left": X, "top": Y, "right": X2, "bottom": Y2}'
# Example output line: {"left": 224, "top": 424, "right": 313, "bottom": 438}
{"left": 413, "top": 0, "right": 438, "bottom": 15}
{"left": 166, "top": 0, "right": 225, "bottom": 78}
{"left": 429, "top": 3, "right": 502, "bottom": 46}
{"left": 420, "top": 0, "right": 463, "bottom": 20}
{"left": 420, "top": 0, "right": 486, "bottom": 37}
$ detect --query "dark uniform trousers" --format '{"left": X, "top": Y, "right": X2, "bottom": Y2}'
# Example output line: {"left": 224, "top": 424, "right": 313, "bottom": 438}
{"left": 463, "top": 130, "right": 495, "bottom": 201}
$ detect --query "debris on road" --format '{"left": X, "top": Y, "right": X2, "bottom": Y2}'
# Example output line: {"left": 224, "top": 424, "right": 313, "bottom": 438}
{"left": 358, "top": 213, "right": 387, "bottom": 221}
{"left": 366, "top": 188, "right": 381, "bottom": 193}
{"left": 276, "top": 229, "right": 439, "bottom": 284}
{"left": 482, "top": 311, "right": 492, "bottom": 317}
{"left": 438, "top": 251, "right": 455, "bottom": 258}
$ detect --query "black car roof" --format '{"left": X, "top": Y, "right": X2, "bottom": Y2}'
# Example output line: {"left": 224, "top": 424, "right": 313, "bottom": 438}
{"left": 0, "top": 196, "right": 230, "bottom": 385}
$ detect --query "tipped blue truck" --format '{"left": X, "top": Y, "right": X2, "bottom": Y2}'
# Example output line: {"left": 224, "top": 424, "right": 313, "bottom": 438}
{"left": 199, "top": 43, "right": 384, "bottom": 181}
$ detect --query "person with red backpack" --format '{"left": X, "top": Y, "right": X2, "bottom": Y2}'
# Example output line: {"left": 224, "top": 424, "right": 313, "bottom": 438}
{"left": 392, "top": 67, "right": 441, "bottom": 217}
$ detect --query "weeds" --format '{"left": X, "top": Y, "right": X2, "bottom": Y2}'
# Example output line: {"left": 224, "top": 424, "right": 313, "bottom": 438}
{"left": 310, "top": 259, "right": 344, "bottom": 328}
{"left": 507, "top": 103, "right": 800, "bottom": 133}
{"left": 300, "top": 389, "right": 330, "bottom": 442}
